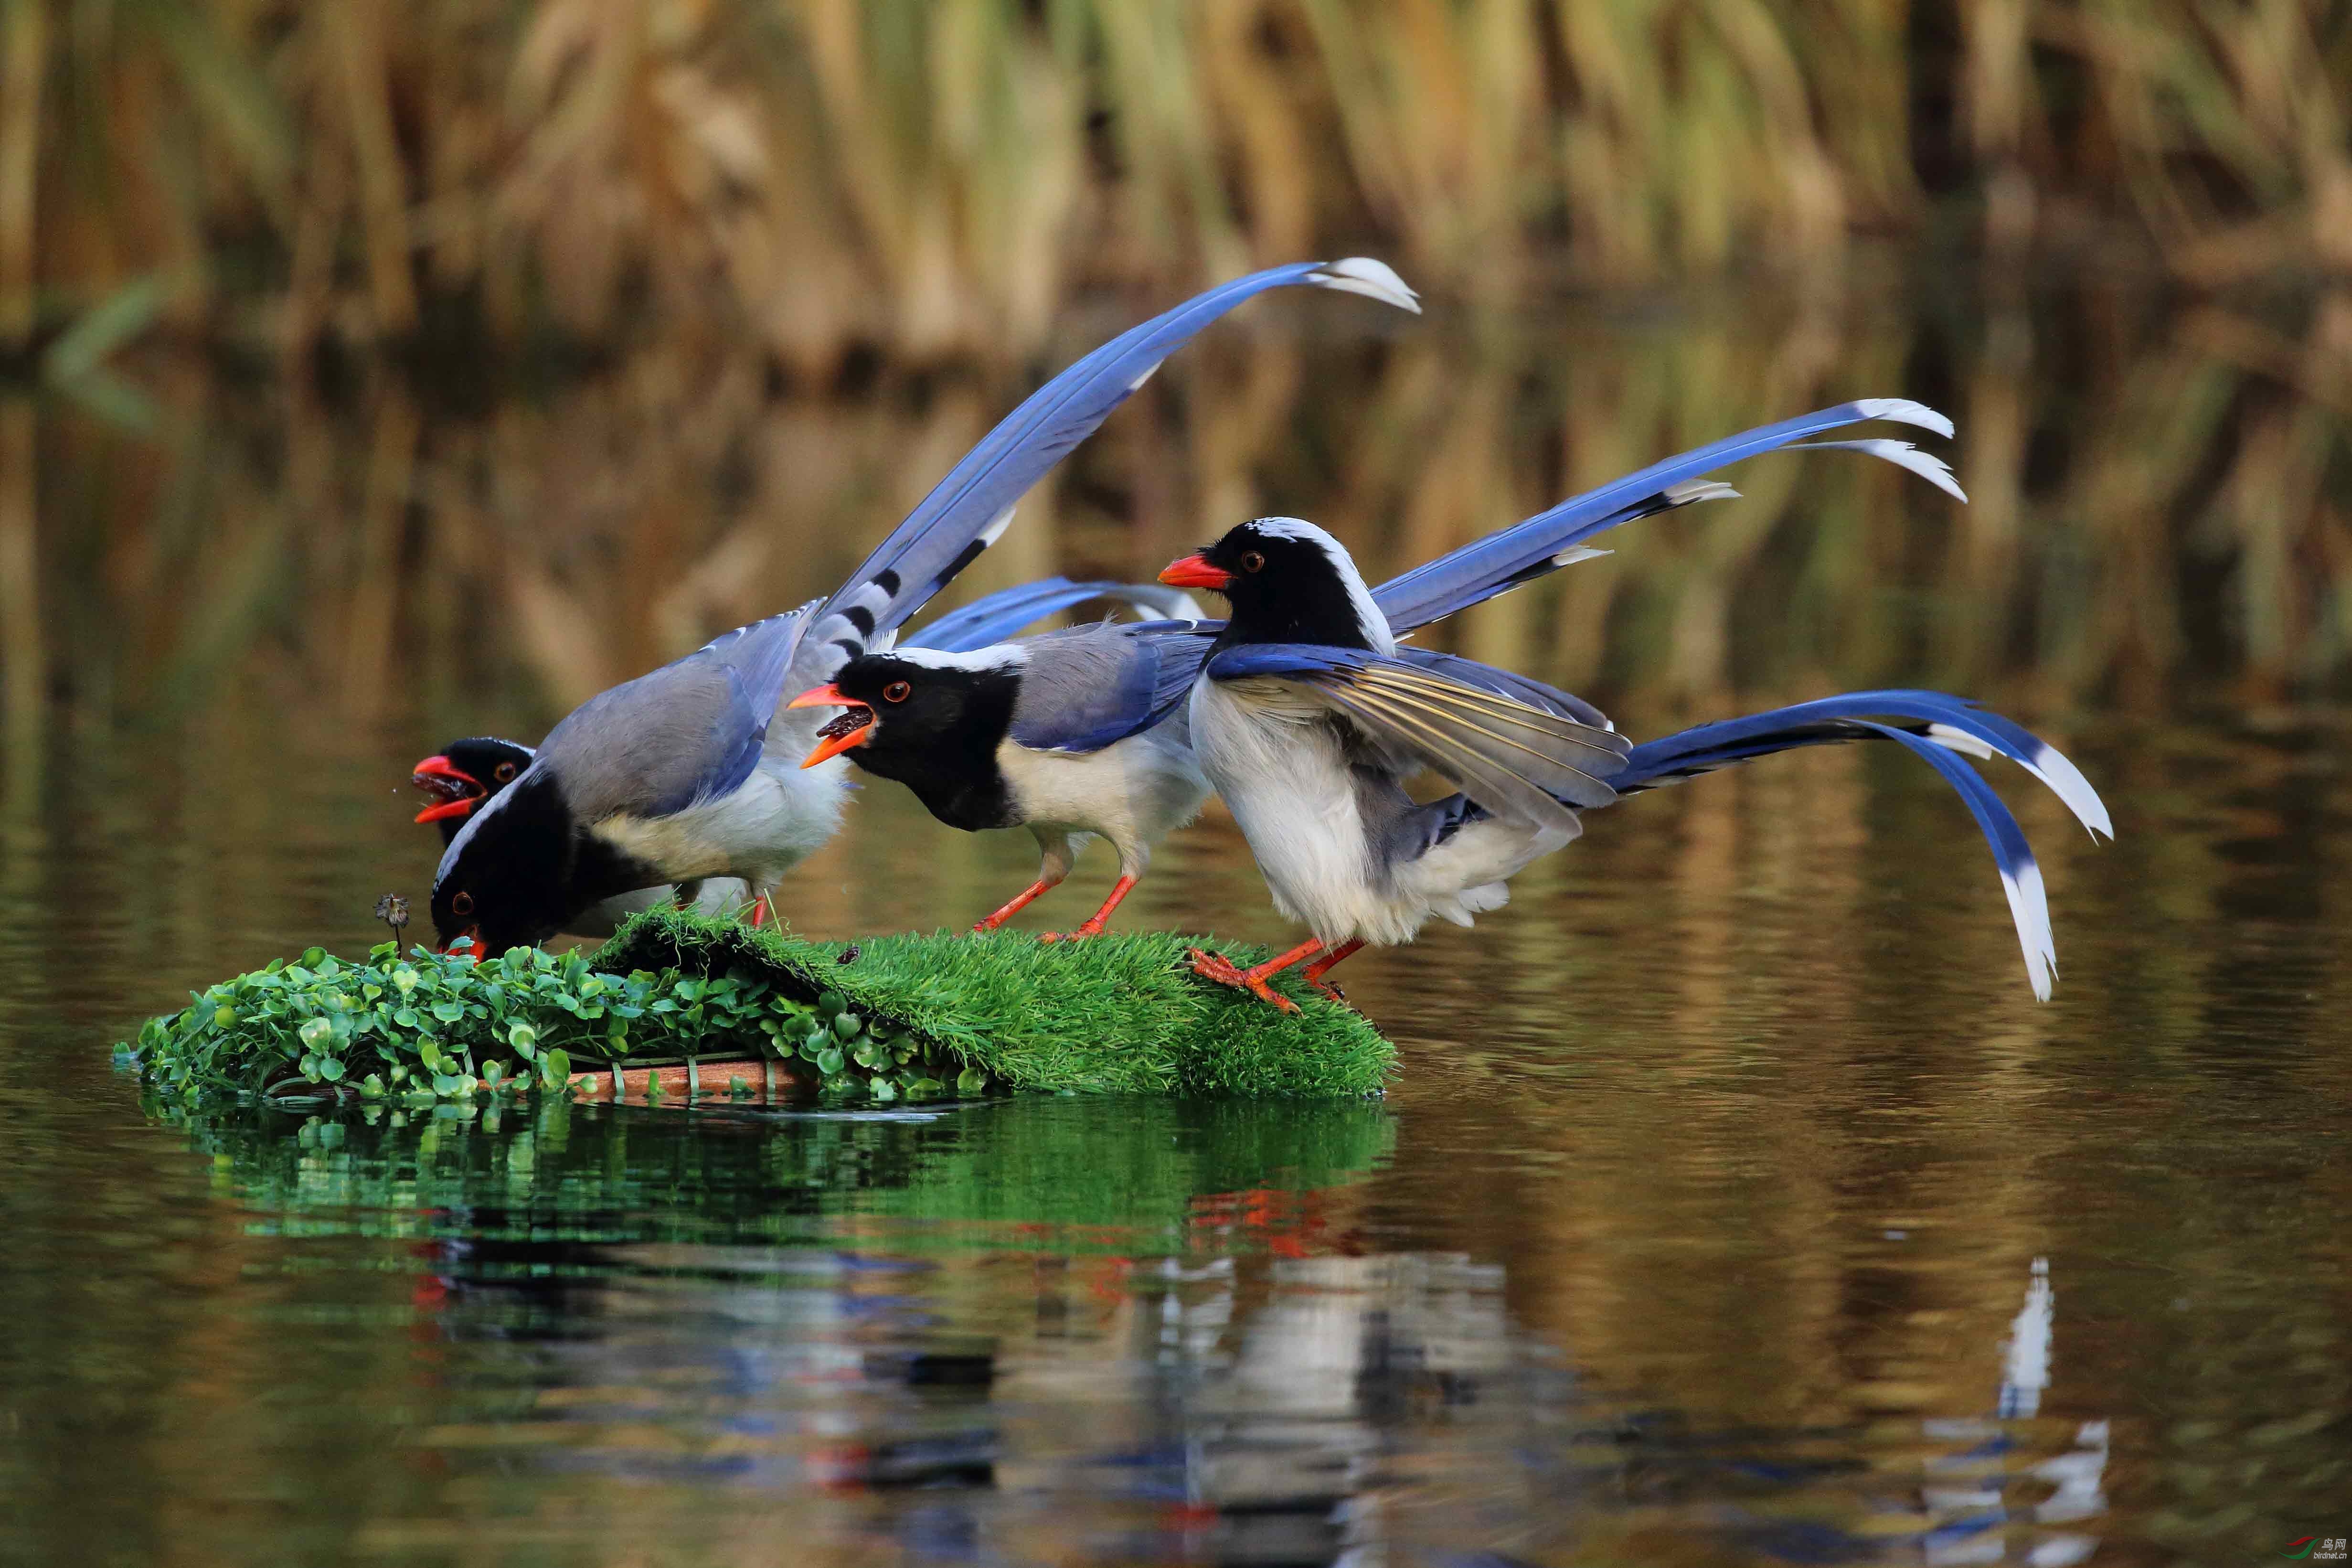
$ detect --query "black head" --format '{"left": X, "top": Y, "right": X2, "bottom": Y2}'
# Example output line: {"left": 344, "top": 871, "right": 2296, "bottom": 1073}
{"left": 1160, "top": 517, "right": 1389, "bottom": 650}
{"left": 429, "top": 768, "right": 643, "bottom": 957}
{"left": 789, "top": 651, "right": 1023, "bottom": 832}
{"left": 411, "top": 736, "right": 536, "bottom": 843}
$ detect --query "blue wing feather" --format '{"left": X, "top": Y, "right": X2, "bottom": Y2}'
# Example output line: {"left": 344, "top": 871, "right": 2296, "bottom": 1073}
{"left": 1390, "top": 647, "right": 1612, "bottom": 729}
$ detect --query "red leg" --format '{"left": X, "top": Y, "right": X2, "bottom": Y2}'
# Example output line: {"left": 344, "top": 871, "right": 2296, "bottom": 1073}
{"left": 1040, "top": 875, "right": 1138, "bottom": 943}
{"left": 973, "top": 875, "right": 1057, "bottom": 933}
{"left": 1299, "top": 938, "right": 1365, "bottom": 1003}
{"left": 745, "top": 895, "right": 771, "bottom": 929}
{"left": 1186, "top": 937, "right": 1326, "bottom": 1015}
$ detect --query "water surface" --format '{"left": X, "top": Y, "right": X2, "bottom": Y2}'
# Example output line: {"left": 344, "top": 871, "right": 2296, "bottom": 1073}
{"left": 2, "top": 277, "right": 2349, "bottom": 1566}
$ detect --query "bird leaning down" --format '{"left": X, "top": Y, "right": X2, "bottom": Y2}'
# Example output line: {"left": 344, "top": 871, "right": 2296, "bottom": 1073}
{"left": 426, "top": 258, "right": 1421, "bottom": 957}
{"left": 788, "top": 401, "right": 1985, "bottom": 944}
{"left": 406, "top": 580, "right": 1188, "bottom": 939}
{"left": 1157, "top": 506, "right": 2112, "bottom": 1013}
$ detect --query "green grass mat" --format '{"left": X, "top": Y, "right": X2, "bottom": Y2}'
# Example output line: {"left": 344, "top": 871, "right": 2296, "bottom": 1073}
{"left": 125, "top": 909, "right": 1394, "bottom": 1109}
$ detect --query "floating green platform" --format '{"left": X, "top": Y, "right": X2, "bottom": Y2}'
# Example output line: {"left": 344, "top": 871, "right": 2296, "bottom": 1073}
{"left": 126, "top": 909, "right": 1394, "bottom": 1109}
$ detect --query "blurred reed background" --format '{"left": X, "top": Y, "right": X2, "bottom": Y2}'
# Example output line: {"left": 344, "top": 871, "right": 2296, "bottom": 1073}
{"left": 0, "top": 0, "right": 2348, "bottom": 761}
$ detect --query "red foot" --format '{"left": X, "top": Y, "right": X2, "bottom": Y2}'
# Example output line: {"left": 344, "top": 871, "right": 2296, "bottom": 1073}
{"left": 1186, "top": 947, "right": 1303, "bottom": 1015}
{"left": 1300, "top": 938, "right": 1365, "bottom": 1006}
{"left": 1040, "top": 874, "right": 1138, "bottom": 945}
{"left": 973, "top": 875, "right": 1057, "bottom": 934}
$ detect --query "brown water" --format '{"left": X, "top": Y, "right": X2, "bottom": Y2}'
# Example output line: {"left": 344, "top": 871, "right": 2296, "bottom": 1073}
{"left": 3, "top": 273, "right": 2350, "bottom": 1566}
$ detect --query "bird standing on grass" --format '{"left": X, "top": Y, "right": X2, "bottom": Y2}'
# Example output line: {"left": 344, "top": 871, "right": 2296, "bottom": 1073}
{"left": 426, "top": 259, "right": 1421, "bottom": 957}
{"left": 788, "top": 401, "right": 1974, "bottom": 942}
{"left": 413, "top": 737, "right": 746, "bottom": 934}
{"left": 1159, "top": 512, "right": 2110, "bottom": 1012}
{"left": 406, "top": 581, "right": 1189, "bottom": 937}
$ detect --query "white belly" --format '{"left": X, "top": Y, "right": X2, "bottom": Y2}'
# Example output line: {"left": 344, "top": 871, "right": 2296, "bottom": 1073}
{"left": 591, "top": 755, "right": 849, "bottom": 893}
{"left": 996, "top": 727, "right": 1210, "bottom": 876}
{"left": 1189, "top": 677, "right": 1581, "bottom": 946}
{"left": 1187, "top": 679, "right": 1403, "bottom": 945}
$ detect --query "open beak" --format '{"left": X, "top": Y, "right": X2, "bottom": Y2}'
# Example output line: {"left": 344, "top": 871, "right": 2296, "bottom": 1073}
{"left": 790, "top": 685, "right": 875, "bottom": 768}
{"left": 410, "top": 755, "right": 483, "bottom": 824}
{"left": 1158, "top": 553, "right": 1233, "bottom": 592}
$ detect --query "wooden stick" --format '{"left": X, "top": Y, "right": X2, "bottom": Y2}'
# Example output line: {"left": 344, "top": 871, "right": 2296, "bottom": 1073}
{"left": 565, "top": 1057, "right": 801, "bottom": 1106}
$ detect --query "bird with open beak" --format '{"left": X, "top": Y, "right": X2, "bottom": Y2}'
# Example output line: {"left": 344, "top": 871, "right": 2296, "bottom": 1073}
{"left": 786, "top": 400, "right": 1995, "bottom": 946}
{"left": 1165, "top": 499, "right": 2111, "bottom": 1012}
{"left": 788, "top": 581, "right": 1214, "bottom": 940}
{"left": 410, "top": 736, "right": 753, "bottom": 934}
{"left": 405, "top": 581, "right": 1196, "bottom": 939}
{"left": 427, "top": 259, "right": 1422, "bottom": 957}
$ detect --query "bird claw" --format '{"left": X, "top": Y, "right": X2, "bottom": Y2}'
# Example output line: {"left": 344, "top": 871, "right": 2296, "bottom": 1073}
{"left": 1184, "top": 948, "right": 1301, "bottom": 1015}
{"left": 1038, "top": 927, "right": 1101, "bottom": 945}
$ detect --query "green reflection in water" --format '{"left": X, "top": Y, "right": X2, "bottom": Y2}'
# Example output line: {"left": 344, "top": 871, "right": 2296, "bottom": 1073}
{"left": 145, "top": 1091, "right": 1397, "bottom": 1256}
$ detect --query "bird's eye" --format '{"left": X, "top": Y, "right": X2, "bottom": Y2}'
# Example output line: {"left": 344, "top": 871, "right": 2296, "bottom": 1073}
{"left": 883, "top": 681, "right": 912, "bottom": 703}
{"left": 1239, "top": 551, "right": 1265, "bottom": 574}
{"left": 451, "top": 891, "right": 474, "bottom": 916}
{"left": 493, "top": 762, "right": 517, "bottom": 783}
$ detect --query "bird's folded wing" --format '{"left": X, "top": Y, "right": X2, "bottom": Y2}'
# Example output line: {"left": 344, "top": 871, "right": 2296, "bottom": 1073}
{"left": 1204, "top": 644, "right": 1629, "bottom": 825}
{"left": 909, "top": 579, "right": 1203, "bottom": 654}
{"left": 538, "top": 654, "right": 767, "bottom": 822}
{"left": 1007, "top": 622, "right": 1215, "bottom": 754}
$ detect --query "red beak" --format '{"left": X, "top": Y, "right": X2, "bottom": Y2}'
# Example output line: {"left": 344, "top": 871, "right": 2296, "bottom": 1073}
{"left": 789, "top": 684, "right": 874, "bottom": 768}
{"left": 1158, "top": 553, "right": 1233, "bottom": 592}
{"left": 436, "top": 928, "right": 482, "bottom": 959}
{"left": 410, "top": 755, "right": 483, "bottom": 824}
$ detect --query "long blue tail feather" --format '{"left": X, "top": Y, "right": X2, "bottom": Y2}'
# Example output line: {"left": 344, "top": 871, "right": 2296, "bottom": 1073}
{"left": 1862, "top": 721, "right": 2058, "bottom": 1001}
{"left": 1372, "top": 399, "right": 1958, "bottom": 632}
{"left": 799, "top": 258, "right": 1418, "bottom": 671}
{"left": 1613, "top": 690, "right": 2108, "bottom": 840}
{"left": 1607, "top": 690, "right": 2099, "bottom": 999}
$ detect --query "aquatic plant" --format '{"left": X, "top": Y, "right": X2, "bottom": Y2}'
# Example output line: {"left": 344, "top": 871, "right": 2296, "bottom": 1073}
{"left": 124, "top": 909, "right": 1396, "bottom": 1109}
{"left": 128, "top": 937, "right": 967, "bottom": 1111}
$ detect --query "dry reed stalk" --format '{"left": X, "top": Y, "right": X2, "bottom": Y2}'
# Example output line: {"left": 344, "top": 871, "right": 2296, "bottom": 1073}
{"left": 0, "top": 0, "right": 43, "bottom": 346}
{"left": 0, "top": 399, "right": 36, "bottom": 806}
{"left": 12, "top": 0, "right": 2350, "bottom": 376}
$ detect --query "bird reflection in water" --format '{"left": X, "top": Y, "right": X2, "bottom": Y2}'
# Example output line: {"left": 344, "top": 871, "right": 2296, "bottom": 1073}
{"left": 339, "top": 1105, "right": 2107, "bottom": 1567}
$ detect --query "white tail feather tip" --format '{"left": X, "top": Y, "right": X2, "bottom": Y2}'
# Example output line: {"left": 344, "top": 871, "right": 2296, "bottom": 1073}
{"left": 2032, "top": 743, "right": 2116, "bottom": 840}
{"left": 1796, "top": 438, "right": 1969, "bottom": 503}
{"left": 1664, "top": 480, "right": 1741, "bottom": 505}
{"left": 1855, "top": 397, "right": 1957, "bottom": 439}
{"left": 2000, "top": 860, "right": 2058, "bottom": 1002}
{"left": 1551, "top": 545, "right": 1614, "bottom": 567}
{"left": 1309, "top": 257, "right": 1421, "bottom": 314}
